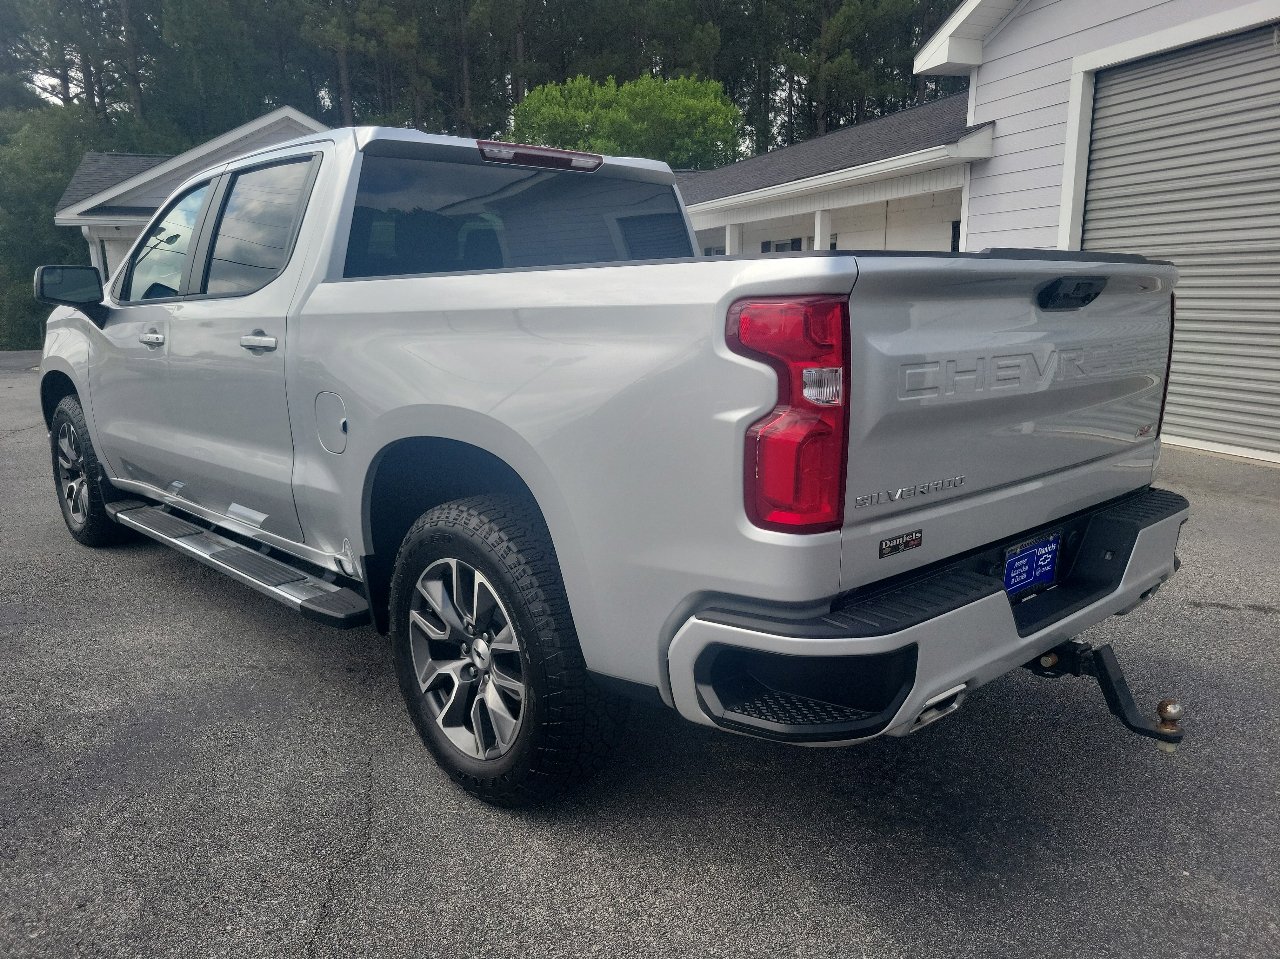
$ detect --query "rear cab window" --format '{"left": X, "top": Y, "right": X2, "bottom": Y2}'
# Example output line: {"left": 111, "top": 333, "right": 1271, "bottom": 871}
{"left": 344, "top": 154, "right": 692, "bottom": 278}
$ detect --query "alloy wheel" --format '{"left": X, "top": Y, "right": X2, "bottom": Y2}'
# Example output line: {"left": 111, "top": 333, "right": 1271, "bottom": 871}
{"left": 55, "top": 422, "right": 90, "bottom": 527}
{"left": 408, "top": 557, "right": 527, "bottom": 760}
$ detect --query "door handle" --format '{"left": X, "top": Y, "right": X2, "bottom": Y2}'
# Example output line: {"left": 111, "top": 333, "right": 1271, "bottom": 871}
{"left": 138, "top": 331, "right": 165, "bottom": 347}
{"left": 240, "top": 332, "right": 278, "bottom": 352}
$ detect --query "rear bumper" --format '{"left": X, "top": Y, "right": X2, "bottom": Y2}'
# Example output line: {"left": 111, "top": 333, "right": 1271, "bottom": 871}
{"left": 666, "top": 487, "right": 1189, "bottom": 744}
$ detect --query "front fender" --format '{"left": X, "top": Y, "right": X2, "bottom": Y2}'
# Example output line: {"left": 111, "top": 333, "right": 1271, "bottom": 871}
{"left": 39, "top": 312, "right": 94, "bottom": 428}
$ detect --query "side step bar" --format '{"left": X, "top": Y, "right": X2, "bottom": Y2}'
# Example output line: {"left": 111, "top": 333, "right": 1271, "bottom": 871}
{"left": 107, "top": 502, "right": 370, "bottom": 628}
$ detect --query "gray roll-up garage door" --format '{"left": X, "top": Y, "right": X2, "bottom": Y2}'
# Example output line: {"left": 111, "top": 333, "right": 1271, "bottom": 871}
{"left": 1081, "top": 25, "right": 1280, "bottom": 458}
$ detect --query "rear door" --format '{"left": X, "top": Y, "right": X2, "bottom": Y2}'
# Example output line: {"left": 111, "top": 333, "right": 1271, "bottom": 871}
{"left": 158, "top": 154, "right": 320, "bottom": 541}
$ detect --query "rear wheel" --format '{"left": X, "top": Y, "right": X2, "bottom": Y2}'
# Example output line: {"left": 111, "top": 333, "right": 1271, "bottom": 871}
{"left": 50, "top": 395, "right": 131, "bottom": 547}
{"left": 389, "top": 495, "right": 623, "bottom": 806}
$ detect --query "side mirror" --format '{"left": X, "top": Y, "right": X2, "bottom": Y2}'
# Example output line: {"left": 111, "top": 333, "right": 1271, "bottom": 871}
{"left": 34, "top": 265, "right": 107, "bottom": 326}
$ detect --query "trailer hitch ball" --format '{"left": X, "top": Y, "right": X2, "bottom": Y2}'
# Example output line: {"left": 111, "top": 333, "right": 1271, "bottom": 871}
{"left": 1155, "top": 698, "right": 1184, "bottom": 753}
{"left": 1024, "top": 640, "right": 1186, "bottom": 749}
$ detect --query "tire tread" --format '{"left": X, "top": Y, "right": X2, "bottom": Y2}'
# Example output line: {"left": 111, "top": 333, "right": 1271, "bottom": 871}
{"left": 391, "top": 495, "right": 622, "bottom": 805}
{"left": 50, "top": 395, "right": 133, "bottom": 547}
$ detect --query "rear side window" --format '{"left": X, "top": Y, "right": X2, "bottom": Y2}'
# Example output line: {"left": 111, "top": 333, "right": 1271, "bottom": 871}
{"left": 344, "top": 155, "right": 692, "bottom": 278}
{"left": 203, "top": 158, "right": 314, "bottom": 296}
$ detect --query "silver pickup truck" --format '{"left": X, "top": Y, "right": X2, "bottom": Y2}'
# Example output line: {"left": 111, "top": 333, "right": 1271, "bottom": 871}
{"left": 36, "top": 127, "right": 1188, "bottom": 805}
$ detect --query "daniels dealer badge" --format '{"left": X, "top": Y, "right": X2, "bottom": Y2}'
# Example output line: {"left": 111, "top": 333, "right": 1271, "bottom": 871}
{"left": 879, "top": 529, "right": 923, "bottom": 559}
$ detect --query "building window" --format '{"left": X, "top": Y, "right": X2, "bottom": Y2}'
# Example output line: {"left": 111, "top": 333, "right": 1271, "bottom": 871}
{"left": 951, "top": 220, "right": 961, "bottom": 252}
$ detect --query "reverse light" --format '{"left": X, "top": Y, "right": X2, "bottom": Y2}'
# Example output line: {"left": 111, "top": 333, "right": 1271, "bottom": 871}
{"left": 476, "top": 140, "right": 603, "bottom": 171}
{"left": 726, "top": 295, "right": 850, "bottom": 533}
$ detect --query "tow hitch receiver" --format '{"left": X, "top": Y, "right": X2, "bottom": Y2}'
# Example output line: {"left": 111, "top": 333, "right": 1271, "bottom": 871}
{"left": 1026, "top": 639, "right": 1184, "bottom": 752}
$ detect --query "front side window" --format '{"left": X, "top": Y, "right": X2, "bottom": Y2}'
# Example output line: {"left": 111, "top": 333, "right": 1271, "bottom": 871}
{"left": 203, "top": 158, "right": 314, "bottom": 296}
{"left": 344, "top": 154, "right": 692, "bottom": 278}
{"left": 121, "top": 183, "right": 209, "bottom": 301}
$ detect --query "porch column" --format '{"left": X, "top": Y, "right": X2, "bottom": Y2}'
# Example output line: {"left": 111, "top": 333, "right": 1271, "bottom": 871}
{"left": 81, "top": 226, "right": 104, "bottom": 274}
{"left": 724, "top": 223, "right": 743, "bottom": 256}
{"left": 813, "top": 209, "right": 832, "bottom": 251}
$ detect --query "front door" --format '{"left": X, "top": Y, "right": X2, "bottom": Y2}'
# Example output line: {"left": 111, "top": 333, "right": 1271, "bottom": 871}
{"left": 157, "top": 156, "right": 318, "bottom": 542}
{"left": 89, "top": 182, "right": 213, "bottom": 489}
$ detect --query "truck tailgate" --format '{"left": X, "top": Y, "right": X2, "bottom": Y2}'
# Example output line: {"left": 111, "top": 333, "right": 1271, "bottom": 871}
{"left": 840, "top": 253, "right": 1177, "bottom": 589}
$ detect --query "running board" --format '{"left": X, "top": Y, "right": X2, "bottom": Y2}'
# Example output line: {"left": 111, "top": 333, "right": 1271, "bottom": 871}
{"left": 107, "top": 502, "right": 370, "bottom": 628}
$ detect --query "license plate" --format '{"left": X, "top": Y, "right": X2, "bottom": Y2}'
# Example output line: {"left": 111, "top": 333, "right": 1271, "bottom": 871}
{"left": 1004, "top": 531, "right": 1061, "bottom": 596}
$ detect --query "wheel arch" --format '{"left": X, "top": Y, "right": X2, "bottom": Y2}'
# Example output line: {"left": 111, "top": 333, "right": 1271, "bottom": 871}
{"left": 360, "top": 436, "right": 576, "bottom": 635}
{"left": 39, "top": 369, "right": 79, "bottom": 429}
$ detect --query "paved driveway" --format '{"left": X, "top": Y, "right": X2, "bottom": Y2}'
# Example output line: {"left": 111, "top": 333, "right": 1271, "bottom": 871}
{"left": 2, "top": 355, "right": 1278, "bottom": 958}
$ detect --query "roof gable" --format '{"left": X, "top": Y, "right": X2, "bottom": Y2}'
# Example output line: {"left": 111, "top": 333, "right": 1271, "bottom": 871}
{"left": 676, "top": 93, "right": 974, "bottom": 205}
{"left": 55, "top": 106, "right": 328, "bottom": 225}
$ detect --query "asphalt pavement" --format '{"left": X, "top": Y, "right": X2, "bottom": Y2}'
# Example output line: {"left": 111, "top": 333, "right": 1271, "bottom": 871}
{"left": 2, "top": 352, "right": 1278, "bottom": 958}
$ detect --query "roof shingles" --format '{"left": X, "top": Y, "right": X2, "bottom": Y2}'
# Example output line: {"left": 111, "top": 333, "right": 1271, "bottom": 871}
{"left": 56, "top": 152, "right": 172, "bottom": 214}
{"left": 676, "top": 92, "right": 973, "bottom": 206}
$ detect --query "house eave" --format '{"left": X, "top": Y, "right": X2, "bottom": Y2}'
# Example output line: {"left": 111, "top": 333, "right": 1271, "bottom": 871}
{"left": 55, "top": 213, "right": 151, "bottom": 229}
{"left": 913, "top": 0, "right": 1029, "bottom": 76}
{"left": 915, "top": 37, "right": 985, "bottom": 75}
{"left": 685, "top": 126, "right": 993, "bottom": 216}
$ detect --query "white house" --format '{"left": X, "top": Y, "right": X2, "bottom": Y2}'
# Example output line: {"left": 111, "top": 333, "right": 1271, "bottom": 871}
{"left": 677, "top": 94, "right": 992, "bottom": 255}
{"left": 54, "top": 107, "right": 328, "bottom": 278}
{"left": 683, "top": 0, "right": 1280, "bottom": 463}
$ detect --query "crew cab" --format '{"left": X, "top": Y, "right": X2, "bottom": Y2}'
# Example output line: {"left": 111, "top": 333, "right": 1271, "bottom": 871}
{"left": 36, "top": 128, "right": 1188, "bottom": 805}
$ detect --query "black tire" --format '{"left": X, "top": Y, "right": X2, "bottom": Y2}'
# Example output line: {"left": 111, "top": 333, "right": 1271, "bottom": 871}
{"left": 389, "top": 495, "right": 624, "bottom": 806}
{"left": 50, "top": 395, "right": 132, "bottom": 547}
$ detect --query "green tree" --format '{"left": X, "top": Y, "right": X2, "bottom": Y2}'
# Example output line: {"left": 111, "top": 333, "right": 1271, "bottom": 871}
{"left": 0, "top": 105, "right": 174, "bottom": 349}
{"left": 510, "top": 74, "right": 742, "bottom": 169}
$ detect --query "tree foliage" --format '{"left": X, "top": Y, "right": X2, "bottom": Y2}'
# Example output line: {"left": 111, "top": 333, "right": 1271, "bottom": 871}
{"left": 0, "top": 0, "right": 962, "bottom": 347}
{"left": 511, "top": 75, "right": 742, "bottom": 169}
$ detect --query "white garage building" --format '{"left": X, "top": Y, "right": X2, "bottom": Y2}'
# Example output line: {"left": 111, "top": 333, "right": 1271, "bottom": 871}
{"left": 683, "top": 0, "right": 1280, "bottom": 462}
{"left": 922, "top": 0, "right": 1279, "bottom": 462}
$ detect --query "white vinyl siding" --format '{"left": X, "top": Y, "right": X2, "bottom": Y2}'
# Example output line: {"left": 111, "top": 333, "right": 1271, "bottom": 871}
{"left": 1081, "top": 26, "right": 1280, "bottom": 456}
{"left": 964, "top": 0, "right": 1259, "bottom": 251}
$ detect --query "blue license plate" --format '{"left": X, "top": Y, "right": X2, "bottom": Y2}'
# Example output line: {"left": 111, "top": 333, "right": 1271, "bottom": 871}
{"left": 1004, "top": 531, "right": 1061, "bottom": 596}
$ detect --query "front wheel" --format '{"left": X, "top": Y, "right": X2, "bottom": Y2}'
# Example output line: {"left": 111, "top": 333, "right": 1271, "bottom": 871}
{"left": 49, "top": 395, "right": 132, "bottom": 547}
{"left": 389, "top": 495, "right": 623, "bottom": 806}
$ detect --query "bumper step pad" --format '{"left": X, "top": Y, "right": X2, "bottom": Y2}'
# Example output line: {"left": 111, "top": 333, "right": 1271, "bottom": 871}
{"left": 108, "top": 503, "right": 370, "bottom": 628}
{"left": 720, "top": 681, "right": 876, "bottom": 727}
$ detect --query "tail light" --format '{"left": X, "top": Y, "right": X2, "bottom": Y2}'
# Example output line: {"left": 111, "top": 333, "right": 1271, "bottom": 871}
{"left": 1157, "top": 292, "right": 1175, "bottom": 435}
{"left": 726, "top": 295, "right": 850, "bottom": 533}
